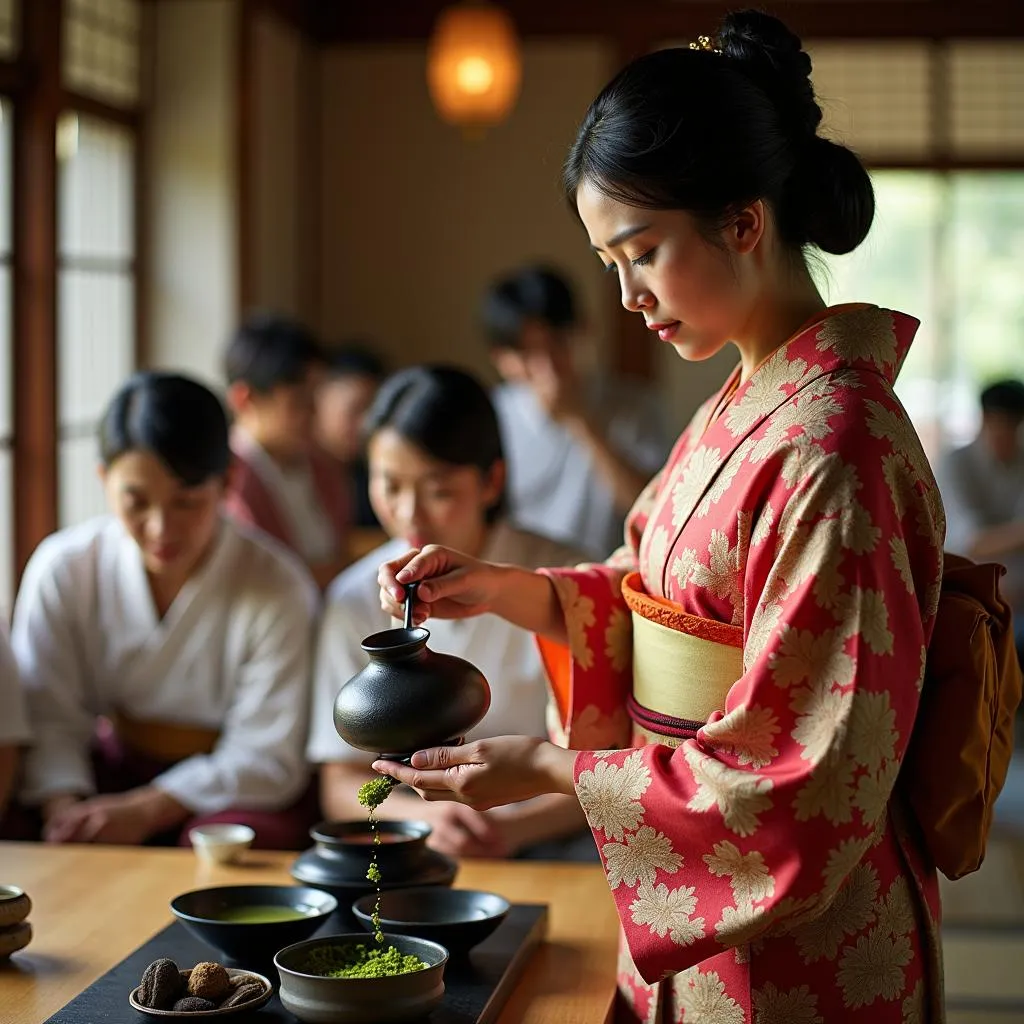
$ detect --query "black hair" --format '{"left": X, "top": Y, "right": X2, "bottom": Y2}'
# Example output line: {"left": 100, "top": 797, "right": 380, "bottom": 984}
{"left": 481, "top": 265, "right": 578, "bottom": 349}
{"left": 564, "top": 10, "right": 874, "bottom": 257}
{"left": 224, "top": 312, "right": 325, "bottom": 392}
{"left": 364, "top": 365, "right": 507, "bottom": 523}
{"left": 99, "top": 372, "right": 230, "bottom": 487}
{"left": 981, "top": 379, "right": 1024, "bottom": 419}
{"left": 325, "top": 341, "right": 387, "bottom": 381}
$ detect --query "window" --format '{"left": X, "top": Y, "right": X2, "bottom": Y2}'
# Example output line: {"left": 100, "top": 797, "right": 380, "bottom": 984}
{"left": 823, "top": 172, "right": 1024, "bottom": 459}
{"left": 57, "top": 113, "right": 136, "bottom": 527}
{"left": 63, "top": 0, "right": 141, "bottom": 108}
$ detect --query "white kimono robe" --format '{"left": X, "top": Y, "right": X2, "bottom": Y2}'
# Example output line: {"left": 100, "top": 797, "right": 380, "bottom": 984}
{"left": 13, "top": 515, "right": 318, "bottom": 814}
{"left": 307, "top": 520, "right": 583, "bottom": 764}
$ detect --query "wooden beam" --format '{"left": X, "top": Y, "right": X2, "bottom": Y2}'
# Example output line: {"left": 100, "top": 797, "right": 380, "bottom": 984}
{"left": 315, "top": 1, "right": 1024, "bottom": 44}
{"left": 13, "top": 0, "right": 61, "bottom": 574}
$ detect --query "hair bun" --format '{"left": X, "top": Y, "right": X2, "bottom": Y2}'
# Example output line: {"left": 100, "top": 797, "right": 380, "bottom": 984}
{"left": 717, "top": 10, "right": 820, "bottom": 141}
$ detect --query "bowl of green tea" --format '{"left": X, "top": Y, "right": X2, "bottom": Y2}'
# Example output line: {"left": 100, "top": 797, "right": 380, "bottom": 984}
{"left": 275, "top": 933, "right": 448, "bottom": 1023}
{"left": 170, "top": 885, "right": 337, "bottom": 965}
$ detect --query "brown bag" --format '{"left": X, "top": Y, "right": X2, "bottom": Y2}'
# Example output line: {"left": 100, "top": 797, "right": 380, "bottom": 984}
{"left": 901, "top": 552, "right": 1023, "bottom": 880}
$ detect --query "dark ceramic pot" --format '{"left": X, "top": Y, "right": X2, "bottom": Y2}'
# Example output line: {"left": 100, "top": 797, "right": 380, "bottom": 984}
{"left": 290, "top": 820, "right": 457, "bottom": 929}
{"left": 333, "top": 583, "right": 490, "bottom": 759}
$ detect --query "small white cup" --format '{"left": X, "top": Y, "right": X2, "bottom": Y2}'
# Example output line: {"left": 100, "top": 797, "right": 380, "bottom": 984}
{"left": 188, "top": 823, "right": 256, "bottom": 865}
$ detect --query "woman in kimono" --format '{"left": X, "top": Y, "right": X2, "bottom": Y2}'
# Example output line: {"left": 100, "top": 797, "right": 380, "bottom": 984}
{"left": 309, "top": 365, "right": 593, "bottom": 860}
{"left": 8, "top": 373, "right": 318, "bottom": 848}
{"left": 374, "top": 11, "right": 945, "bottom": 1023}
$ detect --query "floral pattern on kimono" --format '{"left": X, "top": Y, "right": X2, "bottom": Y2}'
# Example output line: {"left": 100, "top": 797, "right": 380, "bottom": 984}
{"left": 539, "top": 306, "right": 946, "bottom": 1023}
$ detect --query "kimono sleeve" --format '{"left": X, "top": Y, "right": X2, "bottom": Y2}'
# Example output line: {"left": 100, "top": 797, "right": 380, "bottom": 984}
{"left": 537, "top": 471, "right": 663, "bottom": 751}
{"left": 12, "top": 543, "right": 96, "bottom": 803}
{"left": 153, "top": 566, "right": 318, "bottom": 814}
{"left": 572, "top": 412, "right": 945, "bottom": 983}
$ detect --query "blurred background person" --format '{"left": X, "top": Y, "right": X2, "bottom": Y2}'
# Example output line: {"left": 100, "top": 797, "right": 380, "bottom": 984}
{"left": 308, "top": 364, "right": 595, "bottom": 861}
{"left": 938, "top": 378, "right": 1024, "bottom": 661}
{"left": 0, "top": 629, "right": 30, "bottom": 823}
{"left": 483, "top": 265, "right": 671, "bottom": 560}
{"left": 6, "top": 374, "right": 317, "bottom": 847}
{"left": 224, "top": 313, "right": 350, "bottom": 589}
{"left": 316, "top": 341, "right": 387, "bottom": 531}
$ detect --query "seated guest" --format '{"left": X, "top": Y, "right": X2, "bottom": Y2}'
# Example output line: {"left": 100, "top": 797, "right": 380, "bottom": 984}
{"left": 308, "top": 365, "right": 595, "bottom": 861}
{"left": 10, "top": 373, "right": 317, "bottom": 847}
{"left": 224, "top": 313, "right": 350, "bottom": 589}
{"left": 316, "top": 342, "right": 386, "bottom": 530}
{"left": 0, "top": 629, "right": 30, "bottom": 820}
{"left": 483, "top": 265, "right": 671, "bottom": 560}
{"left": 938, "top": 379, "right": 1024, "bottom": 660}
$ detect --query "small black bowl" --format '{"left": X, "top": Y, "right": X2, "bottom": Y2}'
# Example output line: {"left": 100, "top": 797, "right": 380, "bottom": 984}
{"left": 290, "top": 821, "right": 457, "bottom": 903}
{"left": 170, "top": 885, "right": 337, "bottom": 966}
{"left": 351, "top": 887, "right": 510, "bottom": 956}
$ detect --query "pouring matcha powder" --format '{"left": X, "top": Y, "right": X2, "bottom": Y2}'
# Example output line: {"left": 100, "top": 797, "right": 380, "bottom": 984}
{"left": 357, "top": 774, "right": 399, "bottom": 946}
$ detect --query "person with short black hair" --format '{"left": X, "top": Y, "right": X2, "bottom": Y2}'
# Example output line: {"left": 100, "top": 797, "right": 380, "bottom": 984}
{"left": 316, "top": 341, "right": 387, "bottom": 529}
{"left": 938, "top": 377, "right": 1024, "bottom": 655}
{"left": 5, "top": 372, "right": 318, "bottom": 848}
{"left": 309, "top": 365, "right": 593, "bottom": 860}
{"left": 224, "top": 313, "right": 351, "bottom": 588}
{"left": 483, "top": 265, "right": 670, "bottom": 561}
{"left": 374, "top": 11, "right": 946, "bottom": 1019}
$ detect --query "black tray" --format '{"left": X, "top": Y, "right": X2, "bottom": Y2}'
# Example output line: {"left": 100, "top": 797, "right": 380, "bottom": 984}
{"left": 44, "top": 903, "right": 548, "bottom": 1023}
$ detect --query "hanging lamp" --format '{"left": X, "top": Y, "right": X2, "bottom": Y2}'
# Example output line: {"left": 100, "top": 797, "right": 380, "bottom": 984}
{"left": 427, "top": 1, "right": 522, "bottom": 132}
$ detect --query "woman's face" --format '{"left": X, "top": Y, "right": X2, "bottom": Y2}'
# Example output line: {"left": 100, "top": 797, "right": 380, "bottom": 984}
{"left": 368, "top": 428, "right": 503, "bottom": 554}
{"left": 316, "top": 373, "right": 379, "bottom": 463}
{"left": 102, "top": 451, "right": 224, "bottom": 578}
{"left": 576, "top": 179, "right": 762, "bottom": 362}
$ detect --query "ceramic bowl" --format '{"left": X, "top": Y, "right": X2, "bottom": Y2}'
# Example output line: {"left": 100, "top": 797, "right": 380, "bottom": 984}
{"left": 188, "top": 824, "right": 256, "bottom": 865}
{"left": 170, "top": 885, "right": 337, "bottom": 965}
{"left": 0, "top": 885, "right": 31, "bottom": 928}
{"left": 274, "top": 933, "right": 449, "bottom": 1024}
{"left": 351, "top": 887, "right": 510, "bottom": 956}
{"left": 128, "top": 966, "right": 273, "bottom": 1017}
{"left": 289, "top": 820, "right": 456, "bottom": 916}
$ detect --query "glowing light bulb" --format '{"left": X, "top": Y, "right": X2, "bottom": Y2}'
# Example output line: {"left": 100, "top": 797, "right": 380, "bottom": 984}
{"left": 455, "top": 56, "right": 494, "bottom": 95}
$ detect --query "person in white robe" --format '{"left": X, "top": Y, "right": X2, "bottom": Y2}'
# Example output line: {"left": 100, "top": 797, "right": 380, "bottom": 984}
{"left": 308, "top": 365, "right": 596, "bottom": 861}
{"left": 10, "top": 373, "right": 317, "bottom": 848}
{"left": 0, "top": 626, "right": 30, "bottom": 820}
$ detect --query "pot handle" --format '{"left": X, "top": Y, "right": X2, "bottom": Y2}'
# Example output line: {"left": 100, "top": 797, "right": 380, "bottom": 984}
{"left": 403, "top": 580, "right": 420, "bottom": 630}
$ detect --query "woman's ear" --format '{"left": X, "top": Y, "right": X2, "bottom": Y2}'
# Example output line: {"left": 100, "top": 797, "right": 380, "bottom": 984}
{"left": 483, "top": 459, "right": 507, "bottom": 512}
{"left": 724, "top": 200, "right": 766, "bottom": 256}
{"left": 225, "top": 380, "right": 251, "bottom": 416}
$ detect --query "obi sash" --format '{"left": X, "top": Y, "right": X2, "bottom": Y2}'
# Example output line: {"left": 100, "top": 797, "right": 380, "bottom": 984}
{"left": 621, "top": 572, "right": 744, "bottom": 745}
{"left": 111, "top": 710, "right": 220, "bottom": 764}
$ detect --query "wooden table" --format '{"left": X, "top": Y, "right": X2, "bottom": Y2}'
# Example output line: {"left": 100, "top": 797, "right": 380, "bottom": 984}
{"left": 0, "top": 841, "right": 618, "bottom": 1024}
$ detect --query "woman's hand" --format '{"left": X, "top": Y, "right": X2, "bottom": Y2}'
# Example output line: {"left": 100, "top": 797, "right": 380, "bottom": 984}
{"left": 379, "top": 547, "right": 569, "bottom": 642}
{"left": 378, "top": 545, "right": 503, "bottom": 624}
{"left": 372, "top": 737, "right": 578, "bottom": 812}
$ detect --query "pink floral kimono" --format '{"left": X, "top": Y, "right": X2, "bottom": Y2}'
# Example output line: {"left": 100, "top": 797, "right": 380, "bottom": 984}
{"left": 539, "top": 306, "right": 946, "bottom": 1023}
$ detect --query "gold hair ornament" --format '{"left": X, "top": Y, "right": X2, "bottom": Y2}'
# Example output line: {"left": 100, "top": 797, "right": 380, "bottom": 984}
{"left": 688, "top": 35, "right": 722, "bottom": 54}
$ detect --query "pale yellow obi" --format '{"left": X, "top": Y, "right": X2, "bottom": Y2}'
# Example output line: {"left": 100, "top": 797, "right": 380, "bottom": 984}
{"left": 621, "top": 572, "right": 743, "bottom": 746}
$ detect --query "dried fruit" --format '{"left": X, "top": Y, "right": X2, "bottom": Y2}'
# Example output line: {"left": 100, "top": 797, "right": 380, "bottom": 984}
{"left": 219, "top": 978, "right": 264, "bottom": 1007}
{"left": 173, "top": 995, "right": 217, "bottom": 1012}
{"left": 137, "top": 958, "right": 183, "bottom": 1009}
{"left": 187, "top": 960, "right": 231, "bottom": 1001}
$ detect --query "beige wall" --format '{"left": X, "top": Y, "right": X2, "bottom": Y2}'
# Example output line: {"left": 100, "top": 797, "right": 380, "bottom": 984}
{"left": 145, "top": 0, "right": 238, "bottom": 388}
{"left": 318, "top": 40, "right": 615, "bottom": 381}
{"left": 248, "top": 11, "right": 319, "bottom": 324}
